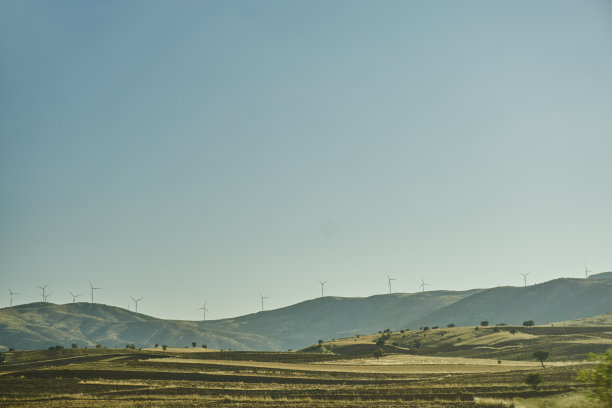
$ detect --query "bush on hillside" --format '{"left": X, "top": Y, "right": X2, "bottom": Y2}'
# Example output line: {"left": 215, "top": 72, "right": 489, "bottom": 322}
{"left": 577, "top": 349, "right": 612, "bottom": 405}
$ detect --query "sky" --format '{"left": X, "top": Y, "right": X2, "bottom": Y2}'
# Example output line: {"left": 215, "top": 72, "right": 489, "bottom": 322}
{"left": 1, "top": 1, "right": 611, "bottom": 320}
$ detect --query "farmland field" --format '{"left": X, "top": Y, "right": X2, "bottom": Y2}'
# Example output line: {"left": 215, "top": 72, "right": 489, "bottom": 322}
{"left": 0, "top": 345, "right": 602, "bottom": 407}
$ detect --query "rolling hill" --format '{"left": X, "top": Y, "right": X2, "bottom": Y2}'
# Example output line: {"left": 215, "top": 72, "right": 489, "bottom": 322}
{"left": 1, "top": 275, "right": 611, "bottom": 351}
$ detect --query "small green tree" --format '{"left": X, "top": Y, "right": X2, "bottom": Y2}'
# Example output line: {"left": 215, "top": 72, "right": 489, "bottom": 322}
{"left": 162, "top": 345, "right": 167, "bottom": 351}
{"left": 577, "top": 349, "right": 612, "bottom": 405}
{"left": 447, "top": 323, "right": 455, "bottom": 328}
{"left": 525, "top": 373, "right": 542, "bottom": 390}
{"left": 533, "top": 351, "right": 549, "bottom": 368}
{"left": 523, "top": 320, "right": 535, "bottom": 327}
{"left": 480, "top": 320, "right": 489, "bottom": 327}
{"left": 192, "top": 342, "right": 196, "bottom": 348}
{"left": 373, "top": 348, "right": 385, "bottom": 360}
{"left": 202, "top": 344, "right": 207, "bottom": 349}
{"left": 71, "top": 343, "right": 78, "bottom": 349}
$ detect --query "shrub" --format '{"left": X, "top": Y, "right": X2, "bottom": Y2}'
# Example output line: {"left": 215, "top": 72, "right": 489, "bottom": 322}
{"left": 577, "top": 349, "right": 612, "bottom": 405}
{"left": 432, "top": 326, "right": 439, "bottom": 329}
{"left": 71, "top": 343, "right": 78, "bottom": 349}
{"left": 523, "top": 320, "right": 535, "bottom": 327}
{"left": 9, "top": 348, "right": 15, "bottom": 352}
{"left": 162, "top": 345, "right": 167, "bottom": 351}
{"left": 447, "top": 323, "right": 455, "bottom": 328}
{"left": 509, "top": 329, "right": 517, "bottom": 335}
{"left": 525, "top": 373, "right": 542, "bottom": 390}
{"left": 376, "top": 337, "right": 385, "bottom": 347}
{"left": 474, "top": 327, "right": 479, "bottom": 331}
{"left": 412, "top": 339, "right": 422, "bottom": 349}
{"left": 480, "top": 320, "right": 489, "bottom": 327}
{"left": 423, "top": 327, "right": 430, "bottom": 332}
{"left": 373, "top": 348, "right": 385, "bottom": 359}
{"left": 96, "top": 344, "right": 102, "bottom": 349}
{"left": 400, "top": 329, "right": 405, "bottom": 334}
{"left": 202, "top": 344, "right": 207, "bottom": 349}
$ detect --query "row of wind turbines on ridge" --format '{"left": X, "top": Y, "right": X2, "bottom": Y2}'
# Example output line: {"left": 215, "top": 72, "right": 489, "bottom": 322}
{"left": 5, "top": 263, "right": 598, "bottom": 316}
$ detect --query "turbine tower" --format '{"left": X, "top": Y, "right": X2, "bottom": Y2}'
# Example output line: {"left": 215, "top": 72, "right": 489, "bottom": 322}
{"left": 130, "top": 296, "right": 143, "bottom": 313}
{"left": 43, "top": 292, "right": 52, "bottom": 303}
{"left": 199, "top": 301, "right": 208, "bottom": 320}
{"left": 319, "top": 280, "right": 327, "bottom": 298}
{"left": 584, "top": 262, "right": 592, "bottom": 279}
{"left": 37, "top": 284, "right": 48, "bottom": 303}
{"left": 9, "top": 289, "right": 18, "bottom": 307}
{"left": 519, "top": 272, "right": 530, "bottom": 287}
{"left": 418, "top": 277, "right": 429, "bottom": 293}
{"left": 89, "top": 281, "right": 100, "bottom": 304}
{"left": 260, "top": 294, "right": 269, "bottom": 312}
{"left": 69, "top": 291, "right": 81, "bottom": 303}
{"left": 386, "top": 274, "right": 396, "bottom": 294}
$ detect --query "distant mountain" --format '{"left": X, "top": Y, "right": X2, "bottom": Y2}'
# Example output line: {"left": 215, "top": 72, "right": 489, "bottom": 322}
{"left": 1, "top": 276, "right": 611, "bottom": 351}
{"left": 588, "top": 271, "right": 612, "bottom": 280}
{"left": 0, "top": 302, "right": 277, "bottom": 351}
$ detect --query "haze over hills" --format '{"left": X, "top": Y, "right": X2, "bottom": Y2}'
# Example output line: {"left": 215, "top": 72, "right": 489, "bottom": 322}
{"left": 1, "top": 274, "right": 611, "bottom": 351}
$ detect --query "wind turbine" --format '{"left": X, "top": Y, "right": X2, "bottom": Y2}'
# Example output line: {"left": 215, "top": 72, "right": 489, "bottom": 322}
{"left": 386, "top": 274, "right": 396, "bottom": 294}
{"left": 319, "top": 280, "right": 327, "bottom": 298}
{"left": 69, "top": 291, "right": 81, "bottom": 303}
{"left": 519, "top": 272, "right": 530, "bottom": 287}
{"left": 43, "top": 292, "right": 52, "bottom": 303}
{"left": 584, "top": 263, "right": 593, "bottom": 279}
{"left": 89, "top": 281, "right": 100, "bottom": 304}
{"left": 37, "top": 284, "right": 48, "bottom": 303}
{"left": 260, "top": 294, "right": 269, "bottom": 312}
{"left": 418, "top": 277, "right": 429, "bottom": 293}
{"left": 9, "top": 289, "right": 18, "bottom": 307}
{"left": 130, "top": 296, "right": 143, "bottom": 313}
{"left": 199, "top": 301, "right": 208, "bottom": 320}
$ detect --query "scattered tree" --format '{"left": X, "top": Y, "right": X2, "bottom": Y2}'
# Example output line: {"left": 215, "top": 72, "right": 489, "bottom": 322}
{"left": 525, "top": 373, "right": 542, "bottom": 390}
{"left": 432, "top": 326, "right": 439, "bottom": 329}
{"left": 480, "top": 321, "right": 489, "bottom": 327}
{"left": 71, "top": 343, "right": 78, "bottom": 349}
{"left": 533, "top": 351, "right": 550, "bottom": 368}
{"left": 577, "top": 349, "right": 612, "bottom": 406}
{"left": 523, "top": 320, "right": 535, "bottom": 327}
{"left": 373, "top": 348, "right": 385, "bottom": 360}
{"left": 96, "top": 344, "right": 102, "bottom": 349}
{"left": 162, "top": 345, "right": 167, "bottom": 351}
{"left": 509, "top": 329, "right": 517, "bottom": 335}
{"left": 412, "top": 339, "right": 422, "bottom": 349}
{"left": 155, "top": 344, "right": 159, "bottom": 348}
{"left": 202, "top": 344, "right": 207, "bottom": 349}
{"left": 376, "top": 337, "right": 385, "bottom": 347}
{"left": 0, "top": 354, "right": 4, "bottom": 364}
{"left": 423, "top": 327, "right": 430, "bottom": 332}
{"left": 9, "top": 348, "right": 15, "bottom": 352}
{"left": 447, "top": 323, "right": 455, "bottom": 328}
{"left": 192, "top": 342, "right": 196, "bottom": 348}
{"left": 318, "top": 339, "right": 323, "bottom": 345}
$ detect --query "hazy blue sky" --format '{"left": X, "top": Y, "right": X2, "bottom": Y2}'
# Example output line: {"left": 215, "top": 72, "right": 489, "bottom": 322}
{"left": 1, "top": 1, "right": 611, "bottom": 320}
